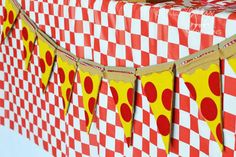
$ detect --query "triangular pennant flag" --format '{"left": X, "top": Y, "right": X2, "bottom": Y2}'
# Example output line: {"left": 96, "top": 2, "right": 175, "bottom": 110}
{"left": 78, "top": 59, "right": 103, "bottom": 133}
{"left": 176, "top": 46, "right": 223, "bottom": 151}
{"left": 137, "top": 62, "right": 174, "bottom": 154}
{"left": 219, "top": 34, "right": 236, "bottom": 74}
{"left": 37, "top": 30, "right": 57, "bottom": 92}
{"left": 57, "top": 48, "right": 77, "bottom": 115}
{"left": 105, "top": 67, "right": 136, "bottom": 147}
{"left": 227, "top": 57, "right": 236, "bottom": 74}
{"left": 1, "top": 0, "right": 21, "bottom": 43}
{"left": 20, "top": 12, "right": 37, "bottom": 70}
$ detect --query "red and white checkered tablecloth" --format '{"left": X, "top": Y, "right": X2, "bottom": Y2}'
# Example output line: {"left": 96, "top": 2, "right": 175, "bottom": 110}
{"left": 0, "top": 0, "right": 236, "bottom": 156}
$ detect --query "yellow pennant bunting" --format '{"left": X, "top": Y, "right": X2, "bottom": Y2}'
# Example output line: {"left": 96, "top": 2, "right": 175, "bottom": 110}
{"left": 78, "top": 59, "right": 103, "bottom": 133}
{"left": 176, "top": 46, "right": 223, "bottom": 151}
{"left": 57, "top": 48, "right": 77, "bottom": 115}
{"left": 1, "top": 0, "right": 21, "bottom": 43}
{"left": 5, "top": 2, "right": 236, "bottom": 151}
{"left": 105, "top": 67, "right": 136, "bottom": 147}
{"left": 37, "top": 30, "right": 57, "bottom": 92}
{"left": 219, "top": 35, "right": 236, "bottom": 74}
{"left": 136, "top": 62, "right": 174, "bottom": 154}
{"left": 20, "top": 12, "right": 37, "bottom": 70}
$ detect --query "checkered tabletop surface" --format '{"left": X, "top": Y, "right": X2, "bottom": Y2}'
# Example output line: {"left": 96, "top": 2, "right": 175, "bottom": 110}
{"left": 0, "top": 0, "right": 236, "bottom": 156}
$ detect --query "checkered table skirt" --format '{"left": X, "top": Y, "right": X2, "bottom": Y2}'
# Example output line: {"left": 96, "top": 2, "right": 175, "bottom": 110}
{"left": 0, "top": 0, "right": 236, "bottom": 156}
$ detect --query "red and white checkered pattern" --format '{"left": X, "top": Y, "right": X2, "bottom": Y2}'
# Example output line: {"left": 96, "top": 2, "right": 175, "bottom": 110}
{"left": 1, "top": 0, "right": 236, "bottom": 157}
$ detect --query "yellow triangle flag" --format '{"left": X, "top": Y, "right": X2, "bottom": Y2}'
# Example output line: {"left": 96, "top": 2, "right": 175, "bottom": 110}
{"left": 219, "top": 35, "right": 236, "bottom": 74}
{"left": 37, "top": 30, "right": 57, "bottom": 92}
{"left": 137, "top": 63, "right": 174, "bottom": 154}
{"left": 20, "top": 12, "right": 37, "bottom": 70}
{"left": 105, "top": 67, "right": 136, "bottom": 147}
{"left": 78, "top": 60, "right": 103, "bottom": 133}
{"left": 57, "top": 49, "right": 77, "bottom": 115}
{"left": 1, "top": 0, "right": 20, "bottom": 43}
{"left": 177, "top": 48, "right": 223, "bottom": 151}
{"left": 228, "top": 57, "right": 236, "bottom": 73}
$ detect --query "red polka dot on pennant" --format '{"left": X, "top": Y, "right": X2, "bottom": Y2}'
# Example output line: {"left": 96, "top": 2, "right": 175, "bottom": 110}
{"left": 216, "top": 123, "right": 223, "bottom": 144}
{"left": 39, "top": 58, "right": 46, "bottom": 73}
{"left": 110, "top": 86, "right": 118, "bottom": 104}
{"left": 120, "top": 103, "right": 132, "bottom": 122}
{"left": 58, "top": 68, "right": 65, "bottom": 83}
{"left": 84, "top": 76, "right": 93, "bottom": 94}
{"left": 185, "top": 82, "right": 197, "bottom": 100}
{"left": 162, "top": 89, "right": 173, "bottom": 111}
{"left": 22, "top": 46, "right": 27, "bottom": 60}
{"left": 66, "top": 88, "right": 71, "bottom": 101}
{"left": 88, "top": 97, "right": 96, "bottom": 114}
{"left": 69, "top": 70, "right": 75, "bottom": 85}
{"left": 127, "top": 88, "right": 133, "bottom": 106}
{"left": 3, "top": 7, "right": 7, "bottom": 21}
{"left": 29, "top": 41, "right": 34, "bottom": 52}
{"left": 85, "top": 111, "right": 89, "bottom": 126}
{"left": 22, "top": 27, "right": 28, "bottom": 41}
{"left": 208, "top": 72, "right": 221, "bottom": 96}
{"left": 5, "top": 27, "right": 10, "bottom": 36}
{"left": 156, "top": 115, "right": 170, "bottom": 136}
{"left": 200, "top": 97, "right": 218, "bottom": 121}
{"left": 144, "top": 82, "right": 157, "bottom": 103}
{"left": 1, "top": 33, "right": 4, "bottom": 43}
{"left": 45, "top": 51, "right": 53, "bottom": 66}
{"left": 8, "top": 10, "right": 14, "bottom": 24}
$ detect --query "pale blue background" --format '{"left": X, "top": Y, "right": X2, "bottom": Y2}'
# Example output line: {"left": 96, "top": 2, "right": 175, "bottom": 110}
{"left": 0, "top": 126, "right": 52, "bottom": 157}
